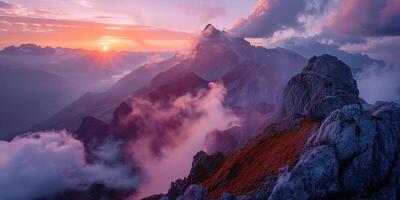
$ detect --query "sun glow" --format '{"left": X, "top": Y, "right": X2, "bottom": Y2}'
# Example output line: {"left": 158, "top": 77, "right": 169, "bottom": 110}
{"left": 101, "top": 45, "right": 109, "bottom": 52}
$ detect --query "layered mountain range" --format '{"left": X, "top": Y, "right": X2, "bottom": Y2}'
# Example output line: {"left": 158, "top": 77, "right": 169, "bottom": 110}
{"left": 0, "top": 44, "right": 172, "bottom": 140}
{"left": 33, "top": 24, "right": 306, "bottom": 142}
{"left": 18, "top": 25, "right": 400, "bottom": 200}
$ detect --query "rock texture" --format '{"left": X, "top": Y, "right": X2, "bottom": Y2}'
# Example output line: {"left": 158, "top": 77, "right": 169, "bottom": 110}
{"left": 176, "top": 184, "right": 207, "bottom": 200}
{"left": 269, "top": 102, "right": 400, "bottom": 199}
{"left": 283, "top": 55, "right": 360, "bottom": 119}
{"left": 269, "top": 146, "right": 339, "bottom": 200}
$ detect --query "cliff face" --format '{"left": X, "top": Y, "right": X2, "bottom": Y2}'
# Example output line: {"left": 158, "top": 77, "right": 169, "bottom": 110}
{"left": 157, "top": 55, "right": 400, "bottom": 200}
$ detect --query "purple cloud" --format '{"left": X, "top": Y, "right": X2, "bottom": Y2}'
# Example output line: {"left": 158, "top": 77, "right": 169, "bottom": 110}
{"left": 327, "top": 0, "right": 400, "bottom": 36}
{"left": 0, "top": 0, "right": 22, "bottom": 15}
{"left": 229, "top": 0, "right": 333, "bottom": 38}
{"left": 231, "top": 0, "right": 400, "bottom": 39}
{"left": 0, "top": 131, "right": 139, "bottom": 200}
{"left": 0, "top": 1, "right": 15, "bottom": 9}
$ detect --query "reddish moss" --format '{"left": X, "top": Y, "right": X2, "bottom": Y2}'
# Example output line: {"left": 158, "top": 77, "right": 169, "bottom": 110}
{"left": 202, "top": 119, "right": 319, "bottom": 199}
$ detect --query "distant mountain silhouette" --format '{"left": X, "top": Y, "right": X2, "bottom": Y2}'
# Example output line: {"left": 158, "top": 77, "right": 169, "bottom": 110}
{"left": 0, "top": 44, "right": 172, "bottom": 140}
{"left": 0, "top": 67, "right": 73, "bottom": 140}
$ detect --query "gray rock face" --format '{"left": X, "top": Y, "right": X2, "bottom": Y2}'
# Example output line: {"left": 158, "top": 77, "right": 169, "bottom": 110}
{"left": 283, "top": 55, "right": 360, "bottom": 119}
{"left": 176, "top": 184, "right": 206, "bottom": 200}
{"left": 269, "top": 102, "right": 400, "bottom": 199}
{"left": 269, "top": 146, "right": 339, "bottom": 200}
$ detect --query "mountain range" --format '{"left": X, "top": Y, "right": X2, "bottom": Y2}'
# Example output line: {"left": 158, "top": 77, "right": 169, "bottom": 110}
{"left": 2, "top": 24, "right": 399, "bottom": 200}
{"left": 32, "top": 24, "right": 306, "bottom": 141}
{"left": 0, "top": 44, "right": 172, "bottom": 140}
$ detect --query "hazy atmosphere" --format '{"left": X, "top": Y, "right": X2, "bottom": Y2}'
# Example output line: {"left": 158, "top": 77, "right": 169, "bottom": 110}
{"left": 0, "top": 1, "right": 399, "bottom": 200}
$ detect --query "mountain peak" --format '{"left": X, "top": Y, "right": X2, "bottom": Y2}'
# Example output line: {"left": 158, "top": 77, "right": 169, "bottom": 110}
{"left": 201, "top": 24, "right": 221, "bottom": 37}
{"left": 203, "top": 24, "right": 216, "bottom": 31}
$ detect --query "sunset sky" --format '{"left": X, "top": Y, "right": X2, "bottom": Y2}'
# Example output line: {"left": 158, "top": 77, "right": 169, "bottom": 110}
{"left": 0, "top": 0, "right": 399, "bottom": 60}
{"left": 0, "top": 1, "right": 399, "bottom": 199}
{"left": 0, "top": 0, "right": 256, "bottom": 51}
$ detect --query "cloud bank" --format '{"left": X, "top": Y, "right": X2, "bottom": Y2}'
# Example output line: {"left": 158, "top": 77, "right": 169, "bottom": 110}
{"left": 128, "top": 82, "right": 240, "bottom": 198}
{"left": 356, "top": 64, "right": 400, "bottom": 103}
{"left": 231, "top": 0, "right": 400, "bottom": 39}
{"left": 327, "top": 0, "right": 400, "bottom": 37}
{"left": 229, "top": 0, "right": 334, "bottom": 38}
{"left": 0, "top": 131, "right": 139, "bottom": 200}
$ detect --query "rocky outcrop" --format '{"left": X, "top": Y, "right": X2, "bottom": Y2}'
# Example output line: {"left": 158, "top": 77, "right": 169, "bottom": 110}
{"left": 189, "top": 151, "right": 226, "bottom": 183}
{"left": 283, "top": 55, "right": 360, "bottom": 119}
{"left": 268, "top": 57, "right": 398, "bottom": 200}
{"left": 176, "top": 184, "right": 207, "bottom": 200}
{"left": 165, "top": 151, "right": 225, "bottom": 200}
{"left": 269, "top": 102, "right": 400, "bottom": 199}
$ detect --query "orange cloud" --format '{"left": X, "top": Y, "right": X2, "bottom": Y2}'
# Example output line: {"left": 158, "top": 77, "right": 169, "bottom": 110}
{"left": 0, "top": 16, "right": 192, "bottom": 51}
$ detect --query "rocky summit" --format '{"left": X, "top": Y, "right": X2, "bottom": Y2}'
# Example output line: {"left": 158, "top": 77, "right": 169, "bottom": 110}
{"left": 283, "top": 54, "right": 360, "bottom": 119}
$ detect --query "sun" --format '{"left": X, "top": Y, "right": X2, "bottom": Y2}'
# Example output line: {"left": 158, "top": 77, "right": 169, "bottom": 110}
{"left": 101, "top": 45, "right": 109, "bottom": 52}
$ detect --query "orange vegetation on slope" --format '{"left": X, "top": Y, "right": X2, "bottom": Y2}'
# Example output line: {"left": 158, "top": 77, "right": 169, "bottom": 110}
{"left": 202, "top": 119, "right": 320, "bottom": 199}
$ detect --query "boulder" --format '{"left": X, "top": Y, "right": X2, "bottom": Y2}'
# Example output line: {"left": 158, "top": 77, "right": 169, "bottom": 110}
{"left": 283, "top": 55, "right": 360, "bottom": 119}
{"left": 269, "top": 146, "right": 339, "bottom": 200}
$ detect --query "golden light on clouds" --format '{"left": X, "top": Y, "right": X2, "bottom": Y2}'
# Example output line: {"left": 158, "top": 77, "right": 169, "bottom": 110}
{"left": 0, "top": 16, "right": 192, "bottom": 51}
